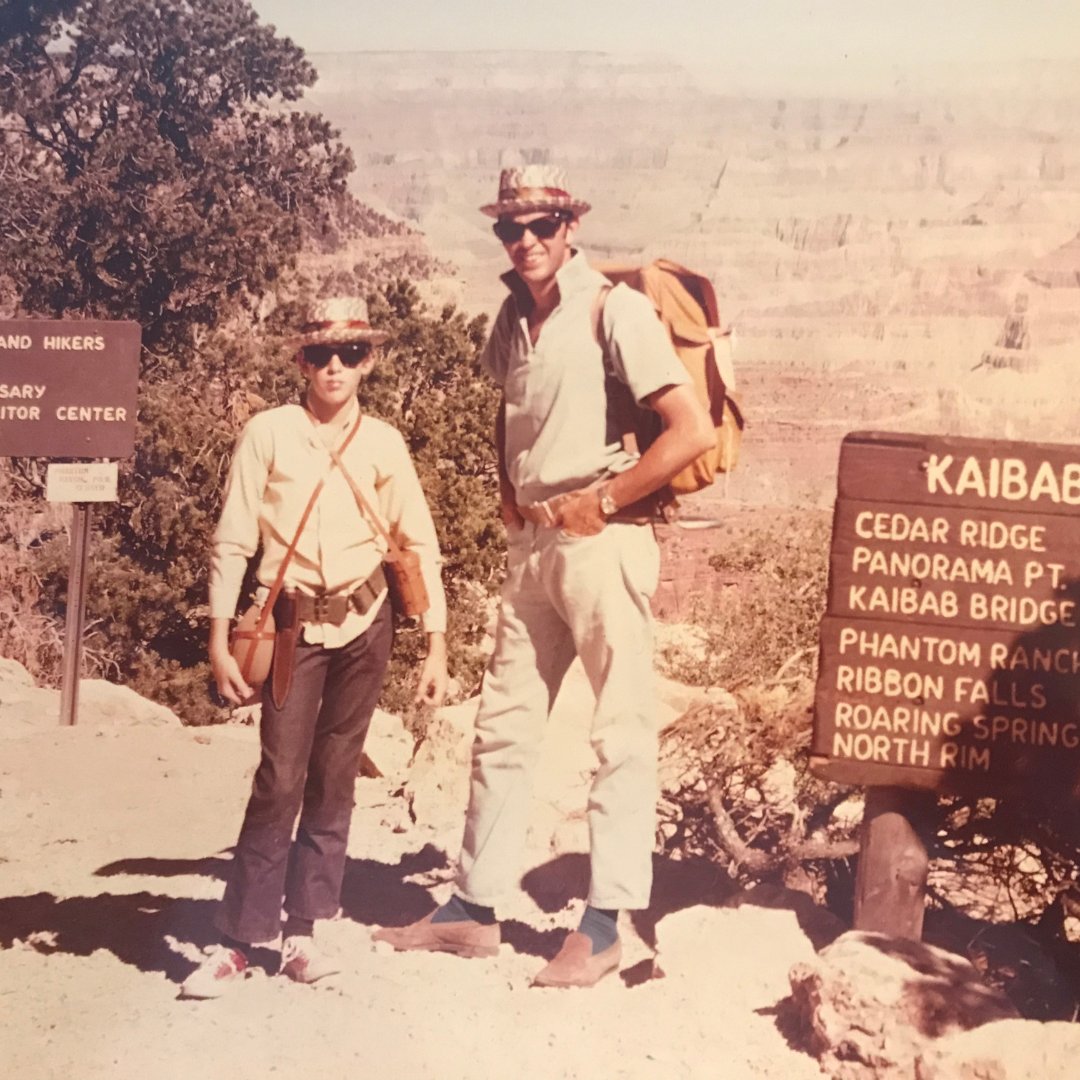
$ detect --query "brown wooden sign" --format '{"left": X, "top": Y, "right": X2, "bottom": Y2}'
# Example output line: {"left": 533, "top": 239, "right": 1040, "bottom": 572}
{"left": 0, "top": 319, "right": 141, "bottom": 458}
{"left": 813, "top": 431, "right": 1080, "bottom": 794}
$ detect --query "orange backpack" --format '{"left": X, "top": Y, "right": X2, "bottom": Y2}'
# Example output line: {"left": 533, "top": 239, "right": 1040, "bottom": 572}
{"left": 596, "top": 259, "right": 744, "bottom": 497}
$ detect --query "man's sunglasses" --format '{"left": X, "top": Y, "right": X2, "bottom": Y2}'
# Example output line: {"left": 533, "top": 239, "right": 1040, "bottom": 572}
{"left": 492, "top": 214, "right": 570, "bottom": 244}
{"left": 300, "top": 342, "right": 373, "bottom": 368}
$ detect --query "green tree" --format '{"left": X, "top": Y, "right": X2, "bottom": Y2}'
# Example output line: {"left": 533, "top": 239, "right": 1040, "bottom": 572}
{"left": 361, "top": 280, "right": 502, "bottom": 715}
{"left": 0, "top": 0, "right": 353, "bottom": 346}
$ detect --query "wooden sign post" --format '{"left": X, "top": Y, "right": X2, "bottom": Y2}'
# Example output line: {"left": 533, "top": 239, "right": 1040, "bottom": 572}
{"left": 813, "top": 431, "right": 1080, "bottom": 937}
{"left": 1, "top": 319, "right": 140, "bottom": 726}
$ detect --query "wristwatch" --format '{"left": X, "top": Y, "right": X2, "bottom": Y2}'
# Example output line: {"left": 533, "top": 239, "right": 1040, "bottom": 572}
{"left": 597, "top": 481, "right": 619, "bottom": 518}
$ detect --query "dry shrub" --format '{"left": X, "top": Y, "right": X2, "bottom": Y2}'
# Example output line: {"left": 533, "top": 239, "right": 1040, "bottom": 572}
{"left": 657, "top": 509, "right": 1080, "bottom": 951}
{"left": 0, "top": 463, "right": 64, "bottom": 683}
{"left": 658, "top": 510, "right": 832, "bottom": 692}
{"left": 656, "top": 510, "right": 855, "bottom": 891}
{"left": 658, "top": 676, "right": 856, "bottom": 894}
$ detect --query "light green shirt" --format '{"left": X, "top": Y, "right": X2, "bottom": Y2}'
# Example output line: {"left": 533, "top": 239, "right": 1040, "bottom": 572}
{"left": 481, "top": 250, "right": 688, "bottom": 506}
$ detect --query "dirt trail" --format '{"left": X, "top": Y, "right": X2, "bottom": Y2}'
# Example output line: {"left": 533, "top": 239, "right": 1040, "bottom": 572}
{"left": 0, "top": 669, "right": 825, "bottom": 1080}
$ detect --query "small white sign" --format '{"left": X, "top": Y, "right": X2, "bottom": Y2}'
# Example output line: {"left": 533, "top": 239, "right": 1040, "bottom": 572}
{"left": 46, "top": 461, "right": 118, "bottom": 502}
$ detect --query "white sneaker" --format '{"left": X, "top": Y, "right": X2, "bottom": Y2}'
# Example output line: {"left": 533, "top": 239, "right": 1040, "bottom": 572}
{"left": 179, "top": 945, "right": 248, "bottom": 999}
{"left": 280, "top": 935, "right": 340, "bottom": 984}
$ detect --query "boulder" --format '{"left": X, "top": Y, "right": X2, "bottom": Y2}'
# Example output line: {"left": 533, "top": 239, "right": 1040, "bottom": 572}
{"left": 787, "top": 930, "right": 1019, "bottom": 1079}
{"left": 915, "top": 1018, "right": 1080, "bottom": 1079}
{"left": 361, "top": 707, "right": 413, "bottom": 780}
{"left": 0, "top": 660, "right": 59, "bottom": 734}
{"left": 77, "top": 679, "right": 180, "bottom": 726}
{"left": 402, "top": 698, "right": 476, "bottom": 838}
{"left": 0, "top": 661, "right": 181, "bottom": 731}
{"left": 0, "top": 657, "right": 35, "bottom": 687}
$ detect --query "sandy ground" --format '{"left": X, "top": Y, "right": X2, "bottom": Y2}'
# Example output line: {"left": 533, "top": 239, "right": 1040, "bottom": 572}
{"left": 0, "top": 662, "right": 828, "bottom": 1080}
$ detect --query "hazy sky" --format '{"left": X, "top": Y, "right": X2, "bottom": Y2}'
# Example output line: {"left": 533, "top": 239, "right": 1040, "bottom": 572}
{"left": 249, "top": 0, "right": 1080, "bottom": 93}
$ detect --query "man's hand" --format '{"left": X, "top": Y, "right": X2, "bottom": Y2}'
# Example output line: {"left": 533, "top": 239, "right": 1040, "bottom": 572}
{"left": 557, "top": 487, "right": 606, "bottom": 537}
{"left": 415, "top": 631, "right": 449, "bottom": 707}
{"left": 501, "top": 497, "right": 525, "bottom": 530}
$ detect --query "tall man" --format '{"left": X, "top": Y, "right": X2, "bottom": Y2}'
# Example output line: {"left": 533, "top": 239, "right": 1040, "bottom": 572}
{"left": 182, "top": 297, "right": 448, "bottom": 998}
{"left": 374, "top": 165, "right": 714, "bottom": 987}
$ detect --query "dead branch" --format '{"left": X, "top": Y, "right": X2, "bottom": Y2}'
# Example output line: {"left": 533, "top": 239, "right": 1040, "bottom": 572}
{"left": 707, "top": 783, "right": 859, "bottom": 874}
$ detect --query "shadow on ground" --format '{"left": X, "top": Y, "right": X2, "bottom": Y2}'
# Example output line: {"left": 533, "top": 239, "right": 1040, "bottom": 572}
{"left": 0, "top": 844, "right": 452, "bottom": 984}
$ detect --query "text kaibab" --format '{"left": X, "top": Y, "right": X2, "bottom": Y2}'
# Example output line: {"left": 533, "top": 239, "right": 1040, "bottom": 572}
{"left": 813, "top": 431, "right": 1080, "bottom": 794}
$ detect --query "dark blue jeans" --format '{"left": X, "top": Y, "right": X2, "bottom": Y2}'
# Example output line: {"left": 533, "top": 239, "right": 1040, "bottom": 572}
{"left": 216, "top": 601, "right": 393, "bottom": 944}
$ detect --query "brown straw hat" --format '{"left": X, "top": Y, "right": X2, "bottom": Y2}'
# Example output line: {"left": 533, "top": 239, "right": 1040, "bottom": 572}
{"left": 479, "top": 164, "right": 591, "bottom": 219}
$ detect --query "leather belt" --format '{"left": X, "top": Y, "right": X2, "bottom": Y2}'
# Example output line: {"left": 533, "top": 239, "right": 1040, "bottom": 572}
{"left": 517, "top": 486, "right": 677, "bottom": 528}
{"left": 275, "top": 564, "right": 388, "bottom": 627}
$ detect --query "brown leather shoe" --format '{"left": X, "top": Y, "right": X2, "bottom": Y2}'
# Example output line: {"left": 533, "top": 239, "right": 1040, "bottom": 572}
{"left": 532, "top": 932, "right": 621, "bottom": 988}
{"left": 371, "top": 911, "right": 500, "bottom": 958}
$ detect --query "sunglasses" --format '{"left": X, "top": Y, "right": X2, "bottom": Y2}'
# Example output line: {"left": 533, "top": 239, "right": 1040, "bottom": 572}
{"left": 301, "top": 342, "right": 373, "bottom": 368}
{"left": 492, "top": 214, "right": 570, "bottom": 244}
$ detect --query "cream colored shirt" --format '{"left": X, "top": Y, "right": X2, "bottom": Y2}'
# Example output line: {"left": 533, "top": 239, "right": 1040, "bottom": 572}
{"left": 210, "top": 398, "right": 446, "bottom": 644}
{"left": 481, "top": 249, "right": 689, "bottom": 506}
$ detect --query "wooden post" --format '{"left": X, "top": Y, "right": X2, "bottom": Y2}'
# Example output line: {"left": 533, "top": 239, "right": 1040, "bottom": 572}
{"left": 59, "top": 503, "right": 92, "bottom": 727}
{"left": 853, "top": 786, "right": 932, "bottom": 940}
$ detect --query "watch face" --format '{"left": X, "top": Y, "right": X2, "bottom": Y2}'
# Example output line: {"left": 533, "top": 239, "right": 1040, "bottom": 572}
{"left": 600, "top": 490, "right": 618, "bottom": 515}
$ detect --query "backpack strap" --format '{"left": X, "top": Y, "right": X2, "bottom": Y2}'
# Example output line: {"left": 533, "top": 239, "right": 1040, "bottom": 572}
{"left": 591, "top": 282, "right": 613, "bottom": 360}
{"left": 590, "top": 281, "right": 680, "bottom": 525}
{"left": 592, "top": 283, "right": 642, "bottom": 457}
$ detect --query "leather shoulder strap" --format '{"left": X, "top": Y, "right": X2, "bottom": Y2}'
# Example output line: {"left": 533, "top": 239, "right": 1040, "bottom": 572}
{"left": 592, "top": 282, "right": 641, "bottom": 455}
{"left": 591, "top": 283, "right": 613, "bottom": 369}
{"left": 253, "top": 412, "right": 363, "bottom": 631}
{"left": 330, "top": 444, "right": 407, "bottom": 561}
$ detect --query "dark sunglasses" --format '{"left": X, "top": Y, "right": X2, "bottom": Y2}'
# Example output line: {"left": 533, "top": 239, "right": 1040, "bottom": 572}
{"left": 492, "top": 214, "right": 569, "bottom": 244}
{"left": 301, "top": 342, "right": 373, "bottom": 368}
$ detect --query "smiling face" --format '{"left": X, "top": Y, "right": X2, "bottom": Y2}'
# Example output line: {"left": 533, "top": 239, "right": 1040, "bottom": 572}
{"left": 498, "top": 211, "right": 578, "bottom": 290}
{"left": 298, "top": 343, "right": 375, "bottom": 419}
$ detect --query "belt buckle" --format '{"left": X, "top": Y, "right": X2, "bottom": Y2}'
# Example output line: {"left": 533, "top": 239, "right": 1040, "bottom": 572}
{"left": 310, "top": 592, "right": 331, "bottom": 623}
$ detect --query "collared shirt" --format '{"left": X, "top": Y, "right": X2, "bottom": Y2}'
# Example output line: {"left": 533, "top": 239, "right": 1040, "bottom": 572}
{"left": 210, "top": 397, "right": 447, "bottom": 644}
{"left": 480, "top": 249, "right": 688, "bottom": 506}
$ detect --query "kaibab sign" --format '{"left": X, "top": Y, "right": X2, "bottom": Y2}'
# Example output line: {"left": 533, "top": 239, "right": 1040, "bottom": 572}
{"left": 813, "top": 431, "right": 1080, "bottom": 795}
{"left": 0, "top": 320, "right": 140, "bottom": 458}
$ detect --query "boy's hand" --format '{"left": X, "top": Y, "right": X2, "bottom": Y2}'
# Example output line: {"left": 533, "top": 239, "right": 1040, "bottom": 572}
{"left": 210, "top": 647, "right": 254, "bottom": 706}
{"left": 415, "top": 632, "right": 449, "bottom": 707}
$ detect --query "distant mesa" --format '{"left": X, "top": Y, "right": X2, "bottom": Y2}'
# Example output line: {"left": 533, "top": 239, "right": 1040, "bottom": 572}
{"left": 1026, "top": 233, "right": 1080, "bottom": 289}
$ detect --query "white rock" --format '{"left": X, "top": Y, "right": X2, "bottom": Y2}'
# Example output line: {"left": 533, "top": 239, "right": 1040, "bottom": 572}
{"left": 0, "top": 657, "right": 35, "bottom": 687}
{"left": 658, "top": 905, "right": 817, "bottom": 1009}
{"left": 788, "top": 930, "right": 1019, "bottom": 1079}
{"left": 78, "top": 680, "right": 180, "bottom": 726}
{"left": 916, "top": 1018, "right": 1080, "bottom": 1079}
{"left": 363, "top": 708, "right": 413, "bottom": 779}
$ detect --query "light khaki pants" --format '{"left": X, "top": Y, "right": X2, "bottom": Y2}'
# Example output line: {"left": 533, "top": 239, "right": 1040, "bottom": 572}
{"left": 457, "top": 520, "right": 660, "bottom": 911}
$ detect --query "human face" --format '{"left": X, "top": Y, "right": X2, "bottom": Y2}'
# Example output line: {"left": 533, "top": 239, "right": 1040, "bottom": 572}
{"left": 299, "top": 342, "right": 375, "bottom": 417}
{"left": 497, "top": 210, "right": 576, "bottom": 288}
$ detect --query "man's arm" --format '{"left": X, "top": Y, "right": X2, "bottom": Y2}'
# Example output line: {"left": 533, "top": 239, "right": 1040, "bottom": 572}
{"left": 557, "top": 382, "right": 713, "bottom": 536}
{"left": 495, "top": 395, "right": 524, "bottom": 529}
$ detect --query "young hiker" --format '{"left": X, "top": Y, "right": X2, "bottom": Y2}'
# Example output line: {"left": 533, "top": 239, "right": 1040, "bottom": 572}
{"left": 373, "top": 165, "right": 713, "bottom": 987}
{"left": 181, "top": 296, "right": 448, "bottom": 998}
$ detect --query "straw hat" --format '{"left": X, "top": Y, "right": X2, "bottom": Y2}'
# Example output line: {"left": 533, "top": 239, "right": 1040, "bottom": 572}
{"left": 479, "top": 164, "right": 591, "bottom": 219}
{"left": 295, "top": 296, "right": 389, "bottom": 347}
